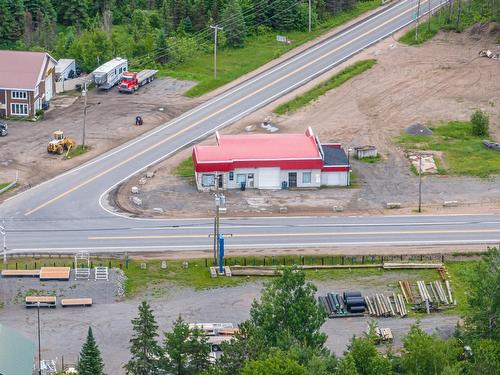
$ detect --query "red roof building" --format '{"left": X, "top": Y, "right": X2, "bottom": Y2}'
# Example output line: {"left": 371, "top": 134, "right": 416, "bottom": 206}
{"left": 0, "top": 50, "right": 57, "bottom": 118}
{"left": 193, "top": 127, "right": 351, "bottom": 190}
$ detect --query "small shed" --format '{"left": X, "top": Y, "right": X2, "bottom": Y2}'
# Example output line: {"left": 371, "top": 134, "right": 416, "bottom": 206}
{"left": 55, "top": 59, "right": 76, "bottom": 81}
{"left": 354, "top": 145, "right": 378, "bottom": 159}
{"left": 0, "top": 324, "right": 35, "bottom": 375}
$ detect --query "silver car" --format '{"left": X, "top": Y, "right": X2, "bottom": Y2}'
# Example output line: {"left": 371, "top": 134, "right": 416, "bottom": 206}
{"left": 0, "top": 121, "right": 7, "bottom": 137}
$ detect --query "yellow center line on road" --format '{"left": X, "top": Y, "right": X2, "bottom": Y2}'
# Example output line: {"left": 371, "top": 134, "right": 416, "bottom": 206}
{"left": 88, "top": 228, "right": 500, "bottom": 240}
{"left": 26, "top": 0, "right": 430, "bottom": 216}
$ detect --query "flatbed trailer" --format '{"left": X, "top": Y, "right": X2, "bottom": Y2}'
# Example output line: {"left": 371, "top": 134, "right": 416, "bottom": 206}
{"left": 118, "top": 69, "right": 158, "bottom": 93}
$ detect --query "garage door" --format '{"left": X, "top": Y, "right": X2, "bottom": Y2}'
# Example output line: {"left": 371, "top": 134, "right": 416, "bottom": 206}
{"left": 45, "top": 74, "right": 53, "bottom": 101}
{"left": 258, "top": 168, "right": 281, "bottom": 189}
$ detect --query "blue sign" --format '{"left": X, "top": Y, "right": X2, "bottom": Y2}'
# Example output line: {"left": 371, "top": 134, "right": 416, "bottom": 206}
{"left": 219, "top": 234, "right": 225, "bottom": 274}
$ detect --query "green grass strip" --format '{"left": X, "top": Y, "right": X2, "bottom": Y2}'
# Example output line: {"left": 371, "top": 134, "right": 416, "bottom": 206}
{"left": 273, "top": 59, "right": 377, "bottom": 115}
{"left": 163, "top": 1, "right": 381, "bottom": 97}
{"left": 174, "top": 157, "right": 195, "bottom": 177}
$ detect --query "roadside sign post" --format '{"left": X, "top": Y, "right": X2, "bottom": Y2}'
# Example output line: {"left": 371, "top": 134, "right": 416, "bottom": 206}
{"left": 219, "top": 234, "right": 225, "bottom": 274}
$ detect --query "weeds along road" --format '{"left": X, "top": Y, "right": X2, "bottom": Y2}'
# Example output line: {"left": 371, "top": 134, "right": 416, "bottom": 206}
{"left": 3, "top": 0, "right": 498, "bottom": 253}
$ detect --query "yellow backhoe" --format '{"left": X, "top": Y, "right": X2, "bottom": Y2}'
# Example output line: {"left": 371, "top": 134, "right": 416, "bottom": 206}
{"left": 47, "top": 131, "right": 76, "bottom": 155}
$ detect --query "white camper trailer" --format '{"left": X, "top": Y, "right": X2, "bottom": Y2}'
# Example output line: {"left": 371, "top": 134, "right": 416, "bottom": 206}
{"left": 92, "top": 57, "right": 128, "bottom": 90}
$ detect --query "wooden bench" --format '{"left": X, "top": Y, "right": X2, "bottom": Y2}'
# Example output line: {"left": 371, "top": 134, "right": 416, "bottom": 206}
{"left": 25, "top": 296, "right": 57, "bottom": 308}
{"left": 1, "top": 269, "right": 40, "bottom": 277}
{"left": 39, "top": 267, "right": 71, "bottom": 281}
{"left": 61, "top": 298, "right": 93, "bottom": 307}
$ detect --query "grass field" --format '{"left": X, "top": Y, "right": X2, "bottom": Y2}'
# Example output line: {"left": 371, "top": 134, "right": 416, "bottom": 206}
{"left": 0, "top": 182, "right": 10, "bottom": 190}
{"left": 163, "top": 1, "right": 381, "bottom": 97}
{"left": 174, "top": 157, "right": 195, "bottom": 177}
{"left": 356, "top": 154, "right": 382, "bottom": 163}
{"left": 274, "top": 59, "right": 377, "bottom": 115}
{"left": 396, "top": 121, "right": 500, "bottom": 177}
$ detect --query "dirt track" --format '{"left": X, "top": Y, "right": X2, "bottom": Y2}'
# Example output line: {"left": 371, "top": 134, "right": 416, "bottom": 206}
{"left": 115, "top": 26, "right": 500, "bottom": 218}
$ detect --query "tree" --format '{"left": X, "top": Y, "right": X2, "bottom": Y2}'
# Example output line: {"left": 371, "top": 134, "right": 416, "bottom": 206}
{"left": 464, "top": 339, "right": 500, "bottom": 375}
{"left": 78, "top": 327, "right": 105, "bottom": 375}
{"left": 347, "top": 336, "right": 392, "bottom": 375}
{"left": 271, "top": 0, "right": 298, "bottom": 31}
{"left": 336, "top": 353, "right": 360, "bottom": 375}
{"left": 221, "top": 0, "right": 246, "bottom": 47}
{"left": 162, "top": 315, "right": 211, "bottom": 375}
{"left": 464, "top": 248, "right": 499, "bottom": 340}
{"left": 400, "top": 323, "right": 462, "bottom": 375}
{"left": 154, "top": 28, "right": 170, "bottom": 63}
{"left": 241, "top": 349, "right": 307, "bottom": 375}
{"left": 125, "top": 301, "right": 162, "bottom": 375}
{"left": 68, "top": 27, "right": 113, "bottom": 71}
{"left": 249, "top": 267, "right": 327, "bottom": 351}
{"left": 470, "top": 110, "right": 489, "bottom": 137}
{"left": 60, "top": 0, "right": 89, "bottom": 31}
{"left": 0, "top": 0, "right": 14, "bottom": 43}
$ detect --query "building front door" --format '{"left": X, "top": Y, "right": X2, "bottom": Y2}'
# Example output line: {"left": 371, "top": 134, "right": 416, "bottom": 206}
{"left": 288, "top": 172, "right": 297, "bottom": 188}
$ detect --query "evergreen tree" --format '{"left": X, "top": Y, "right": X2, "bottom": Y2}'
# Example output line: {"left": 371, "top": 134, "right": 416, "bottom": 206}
{"left": 221, "top": 0, "right": 246, "bottom": 47}
{"left": 7, "top": 0, "right": 26, "bottom": 42}
{"left": 271, "top": 0, "right": 298, "bottom": 31}
{"left": 124, "top": 301, "right": 162, "bottom": 375}
{"left": 61, "top": 0, "right": 89, "bottom": 31}
{"left": 79, "top": 327, "right": 105, "bottom": 375}
{"left": 154, "top": 28, "right": 170, "bottom": 63}
{"left": 0, "top": 0, "right": 15, "bottom": 43}
{"left": 162, "top": 315, "right": 211, "bottom": 375}
{"left": 249, "top": 267, "right": 327, "bottom": 351}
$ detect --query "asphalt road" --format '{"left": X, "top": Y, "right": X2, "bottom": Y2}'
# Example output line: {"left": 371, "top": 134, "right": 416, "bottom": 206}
{"left": 2, "top": 0, "right": 498, "bottom": 253}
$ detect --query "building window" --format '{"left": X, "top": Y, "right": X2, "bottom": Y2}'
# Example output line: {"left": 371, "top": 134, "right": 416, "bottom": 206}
{"left": 229, "top": 172, "right": 234, "bottom": 181}
{"left": 11, "top": 103, "right": 28, "bottom": 116}
{"left": 11, "top": 91, "right": 27, "bottom": 99}
{"left": 202, "top": 174, "right": 215, "bottom": 187}
{"left": 302, "top": 172, "right": 312, "bottom": 184}
{"left": 236, "top": 174, "right": 246, "bottom": 183}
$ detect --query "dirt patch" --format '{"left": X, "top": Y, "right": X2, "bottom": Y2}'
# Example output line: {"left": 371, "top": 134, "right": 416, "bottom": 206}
{"left": 115, "top": 28, "right": 500, "bottom": 218}
{"left": 0, "top": 78, "right": 199, "bottom": 193}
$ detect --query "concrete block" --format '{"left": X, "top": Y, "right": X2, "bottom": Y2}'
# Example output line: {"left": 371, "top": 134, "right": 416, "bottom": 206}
{"left": 146, "top": 171, "right": 155, "bottom": 178}
{"left": 443, "top": 200, "right": 459, "bottom": 207}
{"left": 131, "top": 197, "right": 142, "bottom": 206}
{"left": 334, "top": 205, "right": 344, "bottom": 212}
{"left": 131, "top": 186, "right": 139, "bottom": 194}
{"left": 219, "top": 207, "right": 227, "bottom": 214}
{"left": 279, "top": 206, "right": 288, "bottom": 213}
{"left": 161, "top": 261, "right": 167, "bottom": 269}
{"left": 386, "top": 202, "right": 401, "bottom": 209}
{"left": 153, "top": 207, "right": 164, "bottom": 214}
{"left": 138, "top": 177, "right": 147, "bottom": 185}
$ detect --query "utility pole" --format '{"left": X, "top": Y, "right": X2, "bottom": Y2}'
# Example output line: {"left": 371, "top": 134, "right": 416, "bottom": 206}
{"left": 456, "top": 0, "right": 462, "bottom": 30}
{"left": 308, "top": 0, "right": 312, "bottom": 32}
{"left": 213, "top": 179, "right": 225, "bottom": 267}
{"left": 37, "top": 301, "right": 42, "bottom": 375}
{"left": 1, "top": 219, "right": 6, "bottom": 264}
{"left": 210, "top": 25, "right": 223, "bottom": 80}
{"left": 415, "top": 0, "right": 422, "bottom": 42}
{"left": 82, "top": 81, "right": 88, "bottom": 148}
{"left": 428, "top": 0, "right": 432, "bottom": 33}
{"left": 418, "top": 155, "right": 422, "bottom": 213}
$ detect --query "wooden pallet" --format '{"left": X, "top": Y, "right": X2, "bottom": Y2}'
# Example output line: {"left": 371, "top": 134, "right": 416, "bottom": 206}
{"left": 39, "top": 267, "right": 71, "bottom": 280}
{"left": 25, "top": 296, "right": 57, "bottom": 308}
{"left": 61, "top": 298, "right": 93, "bottom": 307}
{"left": 1, "top": 269, "right": 40, "bottom": 277}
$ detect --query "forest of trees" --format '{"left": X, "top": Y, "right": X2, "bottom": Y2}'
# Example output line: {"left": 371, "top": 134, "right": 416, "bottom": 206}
{"left": 0, "top": 0, "right": 367, "bottom": 72}
{"left": 81, "top": 248, "right": 500, "bottom": 374}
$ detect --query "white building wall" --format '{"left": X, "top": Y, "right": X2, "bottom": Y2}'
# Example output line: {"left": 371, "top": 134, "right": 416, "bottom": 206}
{"left": 321, "top": 171, "right": 349, "bottom": 186}
{"left": 280, "top": 169, "right": 321, "bottom": 188}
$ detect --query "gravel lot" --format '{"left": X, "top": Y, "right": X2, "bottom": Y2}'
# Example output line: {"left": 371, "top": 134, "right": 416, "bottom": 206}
{"left": 115, "top": 28, "right": 500, "bottom": 218}
{"left": 0, "top": 77, "right": 198, "bottom": 191}
{"left": 0, "top": 271, "right": 460, "bottom": 374}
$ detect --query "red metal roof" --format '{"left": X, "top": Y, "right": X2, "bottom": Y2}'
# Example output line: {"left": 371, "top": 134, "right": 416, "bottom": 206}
{"left": 193, "top": 128, "right": 328, "bottom": 172}
{"left": 0, "top": 50, "right": 56, "bottom": 90}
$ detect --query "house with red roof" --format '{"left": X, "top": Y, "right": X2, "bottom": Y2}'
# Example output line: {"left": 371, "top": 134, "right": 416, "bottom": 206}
{"left": 192, "top": 127, "right": 351, "bottom": 191}
{"left": 0, "top": 50, "right": 57, "bottom": 118}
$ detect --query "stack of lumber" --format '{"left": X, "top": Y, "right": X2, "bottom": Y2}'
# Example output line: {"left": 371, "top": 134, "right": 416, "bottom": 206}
{"left": 39, "top": 267, "right": 71, "bottom": 280}
{"left": 25, "top": 296, "right": 56, "bottom": 308}
{"left": 1, "top": 269, "right": 40, "bottom": 277}
{"left": 365, "top": 293, "right": 407, "bottom": 318}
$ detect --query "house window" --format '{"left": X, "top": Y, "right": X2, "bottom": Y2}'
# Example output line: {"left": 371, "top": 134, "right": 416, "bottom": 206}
{"left": 11, "top": 91, "right": 27, "bottom": 99}
{"left": 202, "top": 174, "right": 215, "bottom": 187}
{"left": 302, "top": 172, "right": 312, "bottom": 184}
{"left": 11, "top": 103, "right": 28, "bottom": 116}
{"left": 236, "top": 174, "right": 246, "bottom": 183}
{"left": 229, "top": 172, "right": 234, "bottom": 181}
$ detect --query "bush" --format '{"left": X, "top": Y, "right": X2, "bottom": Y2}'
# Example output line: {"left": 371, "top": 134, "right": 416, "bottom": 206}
{"left": 471, "top": 110, "right": 489, "bottom": 137}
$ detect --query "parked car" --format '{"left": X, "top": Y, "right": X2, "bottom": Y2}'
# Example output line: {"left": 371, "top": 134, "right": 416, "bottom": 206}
{"left": 0, "top": 121, "right": 7, "bottom": 136}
